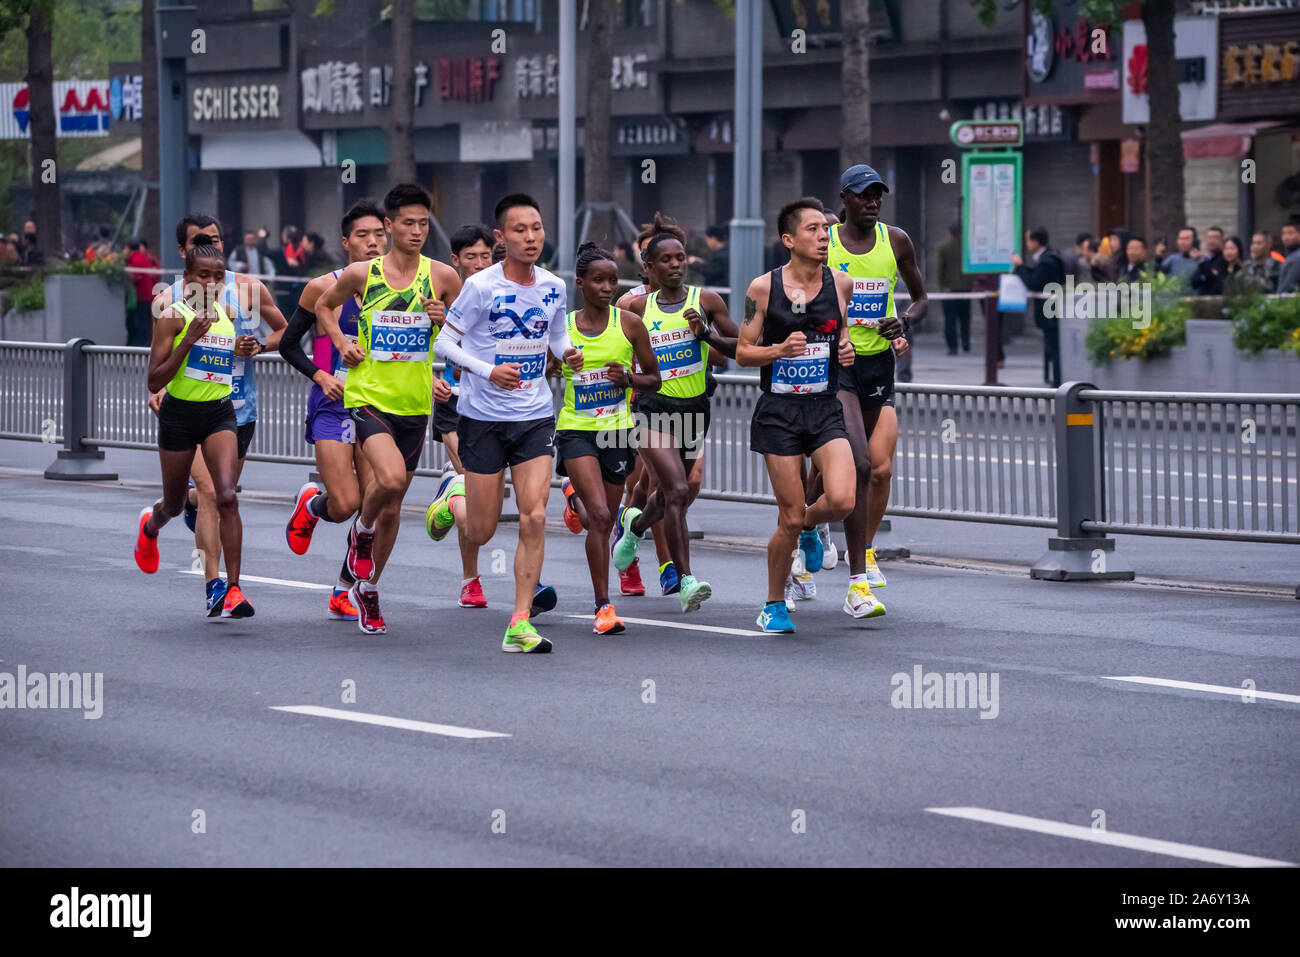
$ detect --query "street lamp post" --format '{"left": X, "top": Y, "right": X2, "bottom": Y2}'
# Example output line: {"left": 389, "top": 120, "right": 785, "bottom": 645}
{"left": 728, "top": 0, "right": 764, "bottom": 309}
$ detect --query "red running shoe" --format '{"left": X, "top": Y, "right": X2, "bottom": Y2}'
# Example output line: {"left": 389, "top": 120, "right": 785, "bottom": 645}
{"left": 562, "top": 480, "right": 583, "bottom": 534}
{"left": 134, "top": 506, "right": 159, "bottom": 573}
{"left": 346, "top": 521, "right": 375, "bottom": 581}
{"left": 327, "top": 586, "right": 359, "bottom": 620}
{"left": 286, "top": 482, "right": 321, "bottom": 555}
{"left": 221, "top": 584, "right": 254, "bottom": 618}
{"left": 349, "top": 581, "right": 387, "bottom": 634}
{"left": 459, "top": 577, "right": 488, "bottom": 608}
{"left": 619, "top": 557, "right": 645, "bottom": 596}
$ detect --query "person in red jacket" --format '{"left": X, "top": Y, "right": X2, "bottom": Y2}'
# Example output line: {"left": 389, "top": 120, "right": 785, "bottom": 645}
{"left": 126, "top": 238, "right": 160, "bottom": 346}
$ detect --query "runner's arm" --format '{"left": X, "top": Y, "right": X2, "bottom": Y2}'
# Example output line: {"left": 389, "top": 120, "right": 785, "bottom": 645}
{"left": 250, "top": 279, "right": 287, "bottom": 351}
{"left": 434, "top": 281, "right": 494, "bottom": 379}
{"left": 833, "top": 271, "right": 856, "bottom": 366}
{"left": 892, "top": 227, "right": 928, "bottom": 331}
{"left": 146, "top": 307, "right": 197, "bottom": 393}
{"left": 547, "top": 287, "right": 576, "bottom": 362}
{"left": 735, "top": 276, "right": 783, "bottom": 367}
{"left": 696, "top": 289, "right": 737, "bottom": 359}
{"left": 620, "top": 310, "right": 661, "bottom": 393}
{"left": 278, "top": 273, "right": 331, "bottom": 383}
{"left": 317, "top": 262, "right": 366, "bottom": 354}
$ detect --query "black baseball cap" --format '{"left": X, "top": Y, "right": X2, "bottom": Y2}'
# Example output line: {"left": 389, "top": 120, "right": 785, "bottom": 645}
{"left": 840, "top": 164, "right": 889, "bottom": 194}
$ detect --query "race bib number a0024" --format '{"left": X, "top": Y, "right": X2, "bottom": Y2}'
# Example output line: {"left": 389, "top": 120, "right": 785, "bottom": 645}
{"left": 370, "top": 311, "right": 431, "bottom": 362}
{"left": 771, "top": 341, "right": 830, "bottom": 394}
{"left": 184, "top": 332, "right": 235, "bottom": 385}
{"left": 494, "top": 339, "right": 546, "bottom": 389}
{"left": 848, "top": 278, "right": 889, "bottom": 327}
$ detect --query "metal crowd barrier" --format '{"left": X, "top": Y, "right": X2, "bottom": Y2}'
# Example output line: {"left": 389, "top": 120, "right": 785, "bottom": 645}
{"left": 2, "top": 340, "right": 1297, "bottom": 580}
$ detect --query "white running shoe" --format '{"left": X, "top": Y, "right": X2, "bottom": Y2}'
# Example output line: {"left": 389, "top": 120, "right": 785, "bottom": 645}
{"left": 791, "top": 546, "right": 805, "bottom": 577}
{"left": 843, "top": 579, "right": 886, "bottom": 619}
{"left": 863, "top": 547, "right": 887, "bottom": 588}
{"left": 783, "top": 571, "right": 816, "bottom": 609}
{"left": 818, "top": 523, "right": 838, "bottom": 570}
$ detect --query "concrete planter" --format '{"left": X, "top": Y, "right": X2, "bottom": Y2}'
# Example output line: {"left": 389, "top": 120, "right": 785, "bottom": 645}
{"left": 0, "top": 308, "right": 48, "bottom": 341}
{"left": 43, "top": 274, "right": 126, "bottom": 345}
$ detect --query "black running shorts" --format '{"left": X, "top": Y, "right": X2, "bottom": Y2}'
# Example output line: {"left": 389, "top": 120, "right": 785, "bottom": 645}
{"left": 348, "top": 404, "right": 428, "bottom": 472}
{"left": 235, "top": 420, "right": 256, "bottom": 460}
{"left": 157, "top": 394, "right": 237, "bottom": 452}
{"left": 634, "top": 392, "right": 710, "bottom": 465}
{"left": 555, "top": 428, "right": 637, "bottom": 486}
{"left": 839, "top": 347, "right": 895, "bottom": 411}
{"left": 457, "top": 415, "right": 556, "bottom": 474}
{"left": 750, "top": 393, "right": 849, "bottom": 457}
{"left": 432, "top": 394, "right": 460, "bottom": 442}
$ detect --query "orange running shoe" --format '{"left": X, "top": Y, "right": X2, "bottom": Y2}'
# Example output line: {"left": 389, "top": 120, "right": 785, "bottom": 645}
{"left": 593, "top": 603, "right": 625, "bottom": 635}
{"left": 459, "top": 577, "right": 488, "bottom": 608}
{"left": 286, "top": 482, "right": 321, "bottom": 555}
{"left": 327, "top": 586, "right": 359, "bottom": 620}
{"left": 134, "top": 506, "right": 159, "bottom": 573}
{"left": 619, "top": 557, "right": 645, "bottom": 596}
{"left": 562, "top": 479, "right": 583, "bottom": 534}
{"left": 221, "top": 584, "right": 254, "bottom": 618}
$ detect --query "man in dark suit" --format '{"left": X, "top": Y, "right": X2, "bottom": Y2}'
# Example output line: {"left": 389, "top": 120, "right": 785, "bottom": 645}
{"left": 1010, "top": 226, "right": 1067, "bottom": 387}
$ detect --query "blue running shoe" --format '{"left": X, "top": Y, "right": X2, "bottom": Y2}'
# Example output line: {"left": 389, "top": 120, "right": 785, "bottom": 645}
{"left": 530, "top": 583, "right": 557, "bottom": 617}
{"left": 184, "top": 479, "right": 198, "bottom": 533}
{"left": 205, "top": 577, "right": 227, "bottom": 618}
{"left": 756, "top": 600, "right": 796, "bottom": 634}
{"left": 798, "top": 528, "right": 823, "bottom": 573}
{"left": 659, "top": 560, "right": 679, "bottom": 596}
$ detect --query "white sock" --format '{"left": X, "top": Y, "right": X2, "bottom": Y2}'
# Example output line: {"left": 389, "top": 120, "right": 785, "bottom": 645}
{"left": 850, "top": 573, "right": 868, "bottom": 584}
{"left": 462, "top": 577, "right": 477, "bottom": 586}
{"left": 355, "top": 517, "right": 375, "bottom": 534}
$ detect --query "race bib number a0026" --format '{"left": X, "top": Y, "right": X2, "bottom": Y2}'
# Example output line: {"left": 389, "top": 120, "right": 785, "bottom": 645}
{"left": 494, "top": 339, "right": 546, "bottom": 389}
{"left": 771, "top": 341, "right": 830, "bottom": 394}
{"left": 848, "top": 278, "right": 889, "bottom": 327}
{"left": 184, "top": 332, "right": 235, "bottom": 385}
{"left": 370, "top": 311, "right": 431, "bottom": 362}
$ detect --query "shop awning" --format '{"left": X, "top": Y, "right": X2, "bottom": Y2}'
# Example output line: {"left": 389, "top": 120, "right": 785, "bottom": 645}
{"left": 199, "top": 130, "right": 322, "bottom": 169}
{"left": 1181, "top": 120, "right": 1286, "bottom": 159}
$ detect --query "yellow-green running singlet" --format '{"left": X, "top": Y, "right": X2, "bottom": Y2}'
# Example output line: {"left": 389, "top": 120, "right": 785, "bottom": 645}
{"left": 345, "top": 255, "right": 437, "bottom": 417}
{"left": 166, "top": 300, "right": 235, "bottom": 402}
{"left": 558, "top": 306, "right": 633, "bottom": 431}
{"left": 829, "top": 221, "right": 897, "bottom": 356}
{"left": 643, "top": 285, "right": 707, "bottom": 399}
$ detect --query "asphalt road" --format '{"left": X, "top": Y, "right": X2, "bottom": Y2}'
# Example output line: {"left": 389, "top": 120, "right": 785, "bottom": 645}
{"left": 1, "top": 461, "right": 1296, "bottom": 867}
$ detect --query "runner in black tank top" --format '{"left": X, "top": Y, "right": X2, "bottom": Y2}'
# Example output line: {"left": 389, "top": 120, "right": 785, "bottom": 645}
{"left": 737, "top": 198, "right": 858, "bottom": 634}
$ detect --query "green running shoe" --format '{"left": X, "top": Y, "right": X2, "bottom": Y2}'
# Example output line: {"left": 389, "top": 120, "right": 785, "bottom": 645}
{"left": 677, "top": 574, "right": 711, "bottom": 613}
{"left": 611, "top": 505, "right": 644, "bottom": 571}
{"left": 425, "top": 471, "right": 463, "bottom": 542}
{"left": 502, "top": 617, "right": 553, "bottom": 653}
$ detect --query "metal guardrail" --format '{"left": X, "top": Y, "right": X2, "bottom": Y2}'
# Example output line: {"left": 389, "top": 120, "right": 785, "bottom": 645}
{"left": 2, "top": 340, "right": 1297, "bottom": 572}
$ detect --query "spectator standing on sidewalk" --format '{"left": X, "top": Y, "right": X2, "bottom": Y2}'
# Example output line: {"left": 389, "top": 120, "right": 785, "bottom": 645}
{"left": 1274, "top": 217, "right": 1300, "bottom": 294}
{"left": 937, "top": 222, "right": 971, "bottom": 355}
{"left": 1011, "top": 226, "right": 1066, "bottom": 388}
{"left": 1071, "top": 233, "right": 1094, "bottom": 283}
{"left": 1242, "top": 232, "right": 1279, "bottom": 293}
{"left": 125, "top": 238, "right": 159, "bottom": 346}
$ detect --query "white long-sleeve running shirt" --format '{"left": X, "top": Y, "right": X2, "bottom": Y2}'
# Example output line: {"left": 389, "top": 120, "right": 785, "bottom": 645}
{"left": 435, "top": 261, "right": 571, "bottom": 422}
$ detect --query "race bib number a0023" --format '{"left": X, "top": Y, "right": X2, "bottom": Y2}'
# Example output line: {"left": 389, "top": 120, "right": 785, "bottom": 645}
{"left": 184, "top": 332, "right": 235, "bottom": 385}
{"left": 370, "top": 311, "right": 431, "bottom": 362}
{"left": 494, "top": 339, "right": 546, "bottom": 389}
{"left": 771, "top": 341, "right": 830, "bottom": 394}
{"left": 848, "top": 278, "right": 889, "bottom": 327}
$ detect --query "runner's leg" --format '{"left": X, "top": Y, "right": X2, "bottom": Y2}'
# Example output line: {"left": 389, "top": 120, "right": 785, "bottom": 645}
{"left": 507, "top": 456, "right": 552, "bottom": 618}
{"left": 190, "top": 449, "right": 222, "bottom": 581}
{"left": 565, "top": 455, "right": 615, "bottom": 604}
{"left": 763, "top": 453, "right": 808, "bottom": 603}
{"left": 199, "top": 428, "right": 243, "bottom": 587}
{"left": 838, "top": 389, "right": 880, "bottom": 577}
{"left": 863, "top": 405, "right": 898, "bottom": 544}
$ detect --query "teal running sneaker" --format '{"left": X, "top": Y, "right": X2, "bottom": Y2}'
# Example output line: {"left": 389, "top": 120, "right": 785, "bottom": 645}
{"left": 677, "top": 574, "right": 711, "bottom": 613}
{"left": 611, "top": 506, "right": 643, "bottom": 571}
{"left": 798, "top": 528, "right": 823, "bottom": 573}
{"left": 757, "top": 600, "right": 796, "bottom": 633}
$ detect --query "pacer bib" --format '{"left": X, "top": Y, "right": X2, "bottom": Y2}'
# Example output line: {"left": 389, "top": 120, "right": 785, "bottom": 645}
{"left": 847, "top": 278, "right": 890, "bottom": 327}
{"left": 771, "top": 341, "right": 830, "bottom": 394}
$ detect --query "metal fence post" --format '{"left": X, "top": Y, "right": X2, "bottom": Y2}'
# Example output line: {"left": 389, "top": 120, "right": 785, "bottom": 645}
{"left": 44, "top": 338, "right": 117, "bottom": 481}
{"left": 1030, "top": 381, "right": 1132, "bottom": 581}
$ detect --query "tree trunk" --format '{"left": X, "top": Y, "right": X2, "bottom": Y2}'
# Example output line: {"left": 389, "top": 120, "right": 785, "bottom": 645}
{"left": 583, "top": 0, "right": 615, "bottom": 245}
{"left": 839, "top": 0, "right": 871, "bottom": 171}
{"left": 387, "top": 0, "right": 417, "bottom": 185}
{"left": 1142, "top": 0, "right": 1184, "bottom": 246}
{"left": 140, "top": 0, "right": 160, "bottom": 254}
{"left": 27, "top": 0, "right": 61, "bottom": 261}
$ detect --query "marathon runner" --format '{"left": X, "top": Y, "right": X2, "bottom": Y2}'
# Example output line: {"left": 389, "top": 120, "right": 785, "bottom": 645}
{"left": 431, "top": 193, "right": 581, "bottom": 653}
{"left": 314, "top": 183, "right": 463, "bottom": 634}
{"left": 615, "top": 230, "right": 738, "bottom": 613}
{"left": 279, "top": 199, "right": 388, "bottom": 621}
{"left": 554, "top": 242, "right": 660, "bottom": 634}
{"left": 147, "top": 214, "right": 286, "bottom": 616}
{"left": 134, "top": 244, "right": 255, "bottom": 618}
{"left": 738, "top": 198, "right": 857, "bottom": 633}
{"left": 824, "top": 164, "right": 927, "bottom": 619}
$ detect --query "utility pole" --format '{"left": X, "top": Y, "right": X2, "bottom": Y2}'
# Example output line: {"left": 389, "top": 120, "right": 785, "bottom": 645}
{"left": 155, "top": 2, "right": 196, "bottom": 271}
{"left": 729, "top": 0, "right": 764, "bottom": 309}
{"left": 557, "top": 0, "right": 576, "bottom": 277}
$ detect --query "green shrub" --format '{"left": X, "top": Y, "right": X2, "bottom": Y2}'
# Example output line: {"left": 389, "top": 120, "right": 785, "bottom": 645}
{"left": 1084, "top": 269, "right": 1190, "bottom": 365}
{"left": 1232, "top": 294, "right": 1300, "bottom": 355}
{"left": 5, "top": 275, "right": 45, "bottom": 313}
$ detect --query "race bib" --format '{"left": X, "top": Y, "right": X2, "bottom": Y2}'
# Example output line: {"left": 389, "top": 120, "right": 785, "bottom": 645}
{"left": 494, "top": 338, "right": 547, "bottom": 389}
{"left": 184, "top": 332, "right": 234, "bottom": 386}
{"left": 333, "top": 334, "right": 358, "bottom": 380}
{"left": 650, "top": 326, "right": 703, "bottom": 381}
{"left": 370, "top": 311, "right": 431, "bottom": 362}
{"left": 572, "top": 368, "right": 626, "bottom": 418}
{"left": 847, "top": 278, "right": 890, "bottom": 327}
{"left": 771, "top": 341, "right": 830, "bottom": 394}
{"left": 230, "top": 358, "right": 247, "bottom": 408}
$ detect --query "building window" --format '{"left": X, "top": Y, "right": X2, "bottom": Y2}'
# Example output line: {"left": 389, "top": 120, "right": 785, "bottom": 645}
{"left": 622, "top": 0, "right": 656, "bottom": 28}
{"left": 468, "top": 0, "right": 537, "bottom": 22}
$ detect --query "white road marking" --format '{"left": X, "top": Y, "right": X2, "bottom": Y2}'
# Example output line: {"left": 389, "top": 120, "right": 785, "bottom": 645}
{"left": 926, "top": 807, "right": 1296, "bottom": 868}
{"left": 180, "top": 569, "right": 332, "bottom": 590}
{"left": 1102, "top": 675, "right": 1300, "bottom": 704}
{"left": 269, "top": 705, "right": 510, "bottom": 739}
{"left": 566, "top": 614, "right": 765, "bottom": 637}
